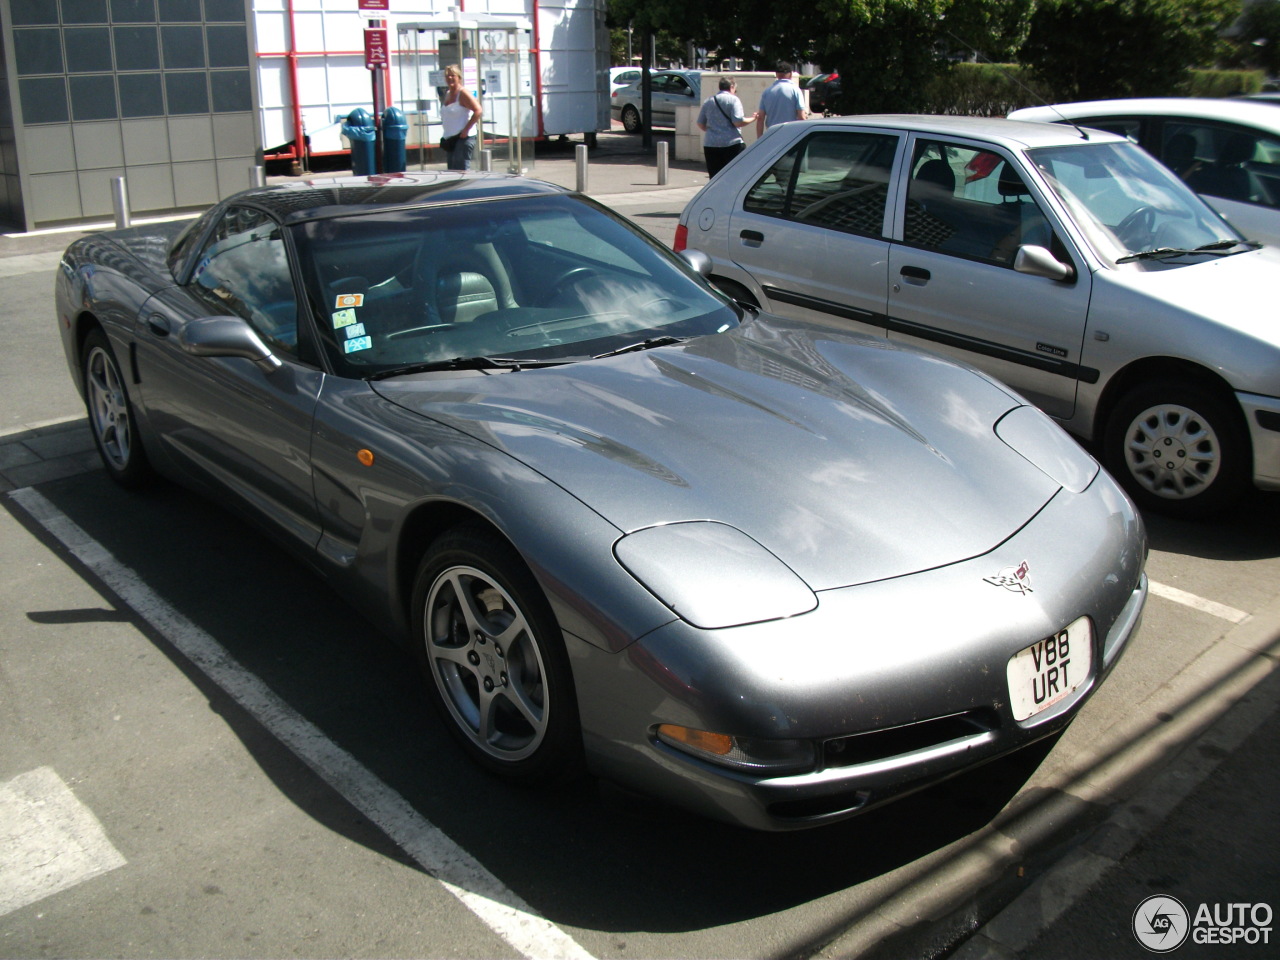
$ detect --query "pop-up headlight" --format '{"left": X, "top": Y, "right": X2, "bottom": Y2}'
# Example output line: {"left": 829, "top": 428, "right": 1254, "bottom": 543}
{"left": 614, "top": 521, "right": 816, "bottom": 629}
{"left": 996, "top": 405, "right": 1099, "bottom": 493}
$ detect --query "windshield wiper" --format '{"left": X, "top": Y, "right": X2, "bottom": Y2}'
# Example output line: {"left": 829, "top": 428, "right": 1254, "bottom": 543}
{"left": 1117, "top": 238, "right": 1254, "bottom": 264}
{"left": 593, "top": 335, "right": 687, "bottom": 360}
{"left": 367, "top": 356, "right": 567, "bottom": 380}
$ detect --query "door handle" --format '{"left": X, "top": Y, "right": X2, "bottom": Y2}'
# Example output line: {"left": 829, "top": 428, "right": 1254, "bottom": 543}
{"left": 739, "top": 229, "right": 764, "bottom": 246}
{"left": 899, "top": 265, "right": 931, "bottom": 285}
{"left": 147, "top": 314, "right": 171, "bottom": 336}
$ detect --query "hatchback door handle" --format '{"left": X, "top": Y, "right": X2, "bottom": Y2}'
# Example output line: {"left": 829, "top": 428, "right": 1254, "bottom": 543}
{"left": 899, "top": 266, "right": 931, "bottom": 285}
{"left": 739, "top": 229, "right": 764, "bottom": 246}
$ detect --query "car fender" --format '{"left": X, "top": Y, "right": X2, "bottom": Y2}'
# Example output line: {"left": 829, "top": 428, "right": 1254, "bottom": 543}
{"left": 306, "top": 380, "right": 678, "bottom": 654}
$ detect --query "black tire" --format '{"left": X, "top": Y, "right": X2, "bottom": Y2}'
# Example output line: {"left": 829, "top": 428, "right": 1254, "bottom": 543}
{"left": 81, "top": 328, "right": 153, "bottom": 488}
{"left": 411, "top": 524, "right": 582, "bottom": 782}
{"left": 1102, "top": 381, "right": 1248, "bottom": 519}
{"left": 621, "top": 105, "right": 642, "bottom": 134}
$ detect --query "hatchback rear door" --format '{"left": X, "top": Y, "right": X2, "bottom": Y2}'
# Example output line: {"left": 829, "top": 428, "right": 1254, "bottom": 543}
{"left": 722, "top": 125, "right": 905, "bottom": 337}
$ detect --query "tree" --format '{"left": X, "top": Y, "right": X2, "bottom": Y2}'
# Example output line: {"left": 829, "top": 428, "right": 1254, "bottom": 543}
{"left": 1021, "top": 0, "right": 1241, "bottom": 102}
{"left": 1231, "top": 0, "right": 1280, "bottom": 75}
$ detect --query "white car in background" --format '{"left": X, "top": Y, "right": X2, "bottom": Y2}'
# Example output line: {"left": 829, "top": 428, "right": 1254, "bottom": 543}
{"left": 1008, "top": 98, "right": 1280, "bottom": 247}
{"left": 608, "top": 66, "right": 641, "bottom": 95}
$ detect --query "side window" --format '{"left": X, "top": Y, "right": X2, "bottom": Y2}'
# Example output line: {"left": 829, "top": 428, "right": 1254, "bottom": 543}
{"left": 189, "top": 207, "right": 298, "bottom": 354}
{"left": 743, "top": 131, "right": 897, "bottom": 237}
{"left": 670, "top": 77, "right": 692, "bottom": 97}
{"left": 1167, "top": 121, "right": 1280, "bottom": 208}
{"left": 904, "top": 141, "right": 1053, "bottom": 265}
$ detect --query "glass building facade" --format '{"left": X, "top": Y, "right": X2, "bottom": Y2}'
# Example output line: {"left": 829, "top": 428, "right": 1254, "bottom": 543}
{"left": 1, "top": 0, "right": 259, "bottom": 230}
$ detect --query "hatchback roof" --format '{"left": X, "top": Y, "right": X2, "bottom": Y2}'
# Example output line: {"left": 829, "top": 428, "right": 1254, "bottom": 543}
{"left": 788, "top": 113, "right": 1127, "bottom": 150}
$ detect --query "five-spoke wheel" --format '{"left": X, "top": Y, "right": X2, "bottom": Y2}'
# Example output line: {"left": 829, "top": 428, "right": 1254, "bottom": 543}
{"left": 412, "top": 525, "right": 580, "bottom": 781}
{"left": 82, "top": 328, "right": 151, "bottom": 487}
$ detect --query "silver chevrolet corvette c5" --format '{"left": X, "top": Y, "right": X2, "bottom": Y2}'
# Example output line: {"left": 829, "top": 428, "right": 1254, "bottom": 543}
{"left": 55, "top": 172, "right": 1147, "bottom": 830}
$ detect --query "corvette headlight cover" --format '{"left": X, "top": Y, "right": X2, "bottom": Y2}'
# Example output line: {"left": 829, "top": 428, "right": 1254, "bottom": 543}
{"left": 995, "top": 404, "right": 1098, "bottom": 493}
{"left": 615, "top": 521, "right": 817, "bottom": 629}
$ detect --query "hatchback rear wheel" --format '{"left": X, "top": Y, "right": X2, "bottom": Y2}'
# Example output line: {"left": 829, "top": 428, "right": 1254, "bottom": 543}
{"left": 621, "top": 105, "right": 642, "bottom": 133}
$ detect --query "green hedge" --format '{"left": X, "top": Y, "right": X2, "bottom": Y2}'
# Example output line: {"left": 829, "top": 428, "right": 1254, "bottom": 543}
{"left": 1178, "top": 69, "right": 1265, "bottom": 97}
{"left": 910, "top": 62, "right": 1266, "bottom": 116}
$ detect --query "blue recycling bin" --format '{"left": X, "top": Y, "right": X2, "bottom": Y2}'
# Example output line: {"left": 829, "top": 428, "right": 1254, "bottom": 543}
{"left": 381, "top": 107, "right": 407, "bottom": 174}
{"left": 342, "top": 108, "right": 376, "bottom": 176}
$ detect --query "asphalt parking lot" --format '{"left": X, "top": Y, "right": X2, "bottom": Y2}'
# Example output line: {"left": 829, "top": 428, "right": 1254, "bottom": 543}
{"left": 2, "top": 134, "right": 1278, "bottom": 958}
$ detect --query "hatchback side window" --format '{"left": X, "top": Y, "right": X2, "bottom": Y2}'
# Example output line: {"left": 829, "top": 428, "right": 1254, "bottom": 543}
{"left": 743, "top": 131, "right": 897, "bottom": 237}
{"left": 189, "top": 206, "right": 298, "bottom": 354}
{"left": 1165, "top": 122, "right": 1280, "bottom": 209}
{"left": 903, "top": 141, "right": 1054, "bottom": 266}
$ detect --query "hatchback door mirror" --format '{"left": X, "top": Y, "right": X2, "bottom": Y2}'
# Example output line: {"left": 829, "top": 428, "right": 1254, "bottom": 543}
{"left": 180, "top": 316, "right": 283, "bottom": 372}
{"left": 1014, "top": 244, "right": 1075, "bottom": 282}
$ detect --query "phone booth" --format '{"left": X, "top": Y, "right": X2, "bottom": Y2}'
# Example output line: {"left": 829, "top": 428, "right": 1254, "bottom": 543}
{"left": 397, "top": 15, "right": 535, "bottom": 174}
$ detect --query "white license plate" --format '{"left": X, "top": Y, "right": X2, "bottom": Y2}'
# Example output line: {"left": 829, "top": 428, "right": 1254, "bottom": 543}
{"left": 1007, "top": 617, "right": 1092, "bottom": 721}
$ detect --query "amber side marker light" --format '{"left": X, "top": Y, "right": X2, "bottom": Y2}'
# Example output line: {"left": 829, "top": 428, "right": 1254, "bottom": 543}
{"left": 657, "top": 724, "right": 733, "bottom": 756}
{"left": 357, "top": 449, "right": 375, "bottom": 467}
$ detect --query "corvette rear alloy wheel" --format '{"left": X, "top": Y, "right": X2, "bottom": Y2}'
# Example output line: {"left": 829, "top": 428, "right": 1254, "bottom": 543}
{"left": 82, "top": 328, "right": 152, "bottom": 487}
{"left": 1104, "top": 381, "right": 1247, "bottom": 518}
{"left": 412, "top": 525, "right": 581, "bottom": 781}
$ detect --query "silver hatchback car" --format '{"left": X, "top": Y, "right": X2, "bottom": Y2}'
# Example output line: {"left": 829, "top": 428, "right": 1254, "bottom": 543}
{"left": 677, "top": 115, "right": 1280, "bottom": 517}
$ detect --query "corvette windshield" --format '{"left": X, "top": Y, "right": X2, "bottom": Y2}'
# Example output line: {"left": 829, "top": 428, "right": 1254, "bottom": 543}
{"left": 1028, "top": 141, "right": 1242, "bottom": 264}
{"left": 290, "top": 194, "right": 738, "bottom": 376}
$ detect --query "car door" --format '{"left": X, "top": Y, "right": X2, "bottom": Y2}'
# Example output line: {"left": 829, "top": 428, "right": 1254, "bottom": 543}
{"left": 723, "top": 126, "right": 903, "bottom": 336}
{"left": 654, "top": 74, "right": 696, "bottom": 126}
{"left": 885, "top": 136, "right": 1093, "bottom": 421}
{"left": 135, "top": 205, "right": 325, "bottom": 549}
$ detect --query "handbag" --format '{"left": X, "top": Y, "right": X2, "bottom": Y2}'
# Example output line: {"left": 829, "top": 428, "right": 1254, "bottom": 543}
{"left": 440, "top": 134, "right": 459, "bottom": 153}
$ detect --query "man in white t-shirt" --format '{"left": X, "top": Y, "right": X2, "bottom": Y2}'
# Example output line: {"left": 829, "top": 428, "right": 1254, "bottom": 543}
{"left": 756, "top": 61, "right": 807, "bottom": 138}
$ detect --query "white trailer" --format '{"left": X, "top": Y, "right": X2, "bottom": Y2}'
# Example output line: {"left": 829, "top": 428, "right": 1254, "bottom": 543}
{"left": 253, "top": 0, "right": 609, "bottom": 169}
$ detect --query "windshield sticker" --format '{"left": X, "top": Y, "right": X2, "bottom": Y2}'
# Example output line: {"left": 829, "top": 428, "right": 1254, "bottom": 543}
{"left": 344, "top": 323, "right": 367, "bottom": 339}
{"left": 335, "top": 293, "right": 365, "bottom": 309}
{"left": 332, "top": 308, "right": 358, "bottom": 328}
{"left": 343, "top": 335, "right": 373, "bottom": 354}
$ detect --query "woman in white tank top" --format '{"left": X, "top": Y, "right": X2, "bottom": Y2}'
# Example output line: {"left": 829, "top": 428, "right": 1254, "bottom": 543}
{"left": 441, "top": 64, "right": 483, "bottom": 171}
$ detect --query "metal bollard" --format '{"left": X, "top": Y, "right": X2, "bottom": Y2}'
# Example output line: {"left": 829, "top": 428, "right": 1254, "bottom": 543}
{"left": 657, "top": 140, "right": 669, "bottom": 185}
{"left": 480, "top": 148, "right": 493, "bottom": 172}
{"left": 249, "top": 165, "right": 266, "bottom": 188}
{"left": 575, "top": 143, "right": 588, "bottom": 193}
{"left": 111, "top": 176, "right": 131, "bottom": 230}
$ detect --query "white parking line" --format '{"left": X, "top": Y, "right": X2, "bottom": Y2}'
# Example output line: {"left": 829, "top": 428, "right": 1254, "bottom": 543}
{"left": 0, "top": 767, "right": 127, "bottom": 918}
{"left": 1149, "top": 580, "right": 1250, "bottom": 624}
{"left": 9, "top": 487, "right": 595, "bottom": 960}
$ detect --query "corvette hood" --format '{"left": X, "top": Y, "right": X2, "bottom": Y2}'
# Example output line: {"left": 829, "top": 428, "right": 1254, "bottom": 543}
{"left": 374, "top": 321, "right": 1066, "bottom": 590}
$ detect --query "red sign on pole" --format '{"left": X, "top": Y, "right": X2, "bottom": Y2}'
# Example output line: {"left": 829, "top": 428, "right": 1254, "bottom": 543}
{"left": 358, "top": 0, "right": 389, "bottom": 11}
{"left": 364, "top": 27, "right": 389, "bottom": 67}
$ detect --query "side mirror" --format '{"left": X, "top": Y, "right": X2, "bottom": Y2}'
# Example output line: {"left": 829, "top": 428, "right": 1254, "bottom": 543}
{"left": 679, "top": 248, "right": 713, "bottom": 276}
{"left": 1014, "top": 244, "right": 1075, "bottom": 282}
{"left": 180, "top": 316, "right": 283, "bottom": 373}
